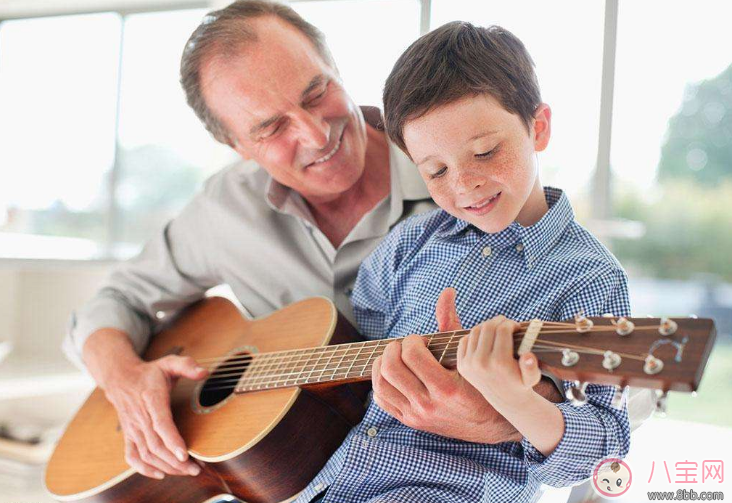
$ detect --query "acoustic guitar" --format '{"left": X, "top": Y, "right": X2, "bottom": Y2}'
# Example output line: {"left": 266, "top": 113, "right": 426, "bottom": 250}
{"left": 45, "top": 296, "right": 716, "bottom": 503}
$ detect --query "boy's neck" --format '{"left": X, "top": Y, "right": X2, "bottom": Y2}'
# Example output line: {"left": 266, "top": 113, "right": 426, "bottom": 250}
{"left": 515, "top": 178, "right": 549, "bottom": 228}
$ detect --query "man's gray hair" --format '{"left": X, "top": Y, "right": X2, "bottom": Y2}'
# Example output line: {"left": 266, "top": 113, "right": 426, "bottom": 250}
{"left": 180, "top": 0, "right": 333, "bottom": 146}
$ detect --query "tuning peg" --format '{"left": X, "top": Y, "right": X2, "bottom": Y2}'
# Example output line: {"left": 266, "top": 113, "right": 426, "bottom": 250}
{"left": 602, "top": 351, "right": 622, "bottom": 371}
{"left": 561, "top": 349, "right": 580, "bottom": 367}
{"left": 644, "top": 355, "right": 664, "bottom": 375}
{"left": 655, "top": 390, "right": 668, "bottom": 415}
{"left": 613, "top": 317, "right": 635, "bottom": 336}
{"left": 567, "top": 381, "right": 588, "bottom": 406}
{"left": 688, "top": 314, "right": 698, "bottom": 319}
{"left": 659, "top": 318, "right": 678, "bottom": 336}
{"left": 611, "top": 386, "right": 625, "bottom": 409}
{"left": 574, "top": 312, "right": 593, "bottom": 333}
{"left": 602, "top": 313, "right": 615, "bottom": 318}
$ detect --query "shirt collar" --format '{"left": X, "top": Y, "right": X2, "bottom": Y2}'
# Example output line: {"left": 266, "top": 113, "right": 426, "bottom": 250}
{"left": 438, "top": 187, "right": 573, "bottom": 267}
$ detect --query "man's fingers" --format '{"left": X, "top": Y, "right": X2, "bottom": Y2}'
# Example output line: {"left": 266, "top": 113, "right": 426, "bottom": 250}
{"left": 137, "top": 402, "right": 200, "bottom": 476}
{"left": 435, "top": 287, "right": 463, "bottom": 332}
{"left": 372, "top": 355, "right": 409, "bottom": 416}
{"left": 145, "top": 391, "right": 191, "bottom": 463}
{"left": 400, "top": 334, "right": 456, "bottom": 396}
{"left": 519, "top": 353, "right": 541, "bottom": 388}
{"left": 381, "top": 339, "right": 430, "bottom": 404}
{"left": 125, "top": 439, "right": 165, "bottom": 480}
{"left": 157, "top": 355, "right": 208, "bottom": 380}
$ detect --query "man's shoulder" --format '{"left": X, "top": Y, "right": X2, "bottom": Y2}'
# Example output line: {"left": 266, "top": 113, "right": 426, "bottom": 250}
{"left": 200, "top": 158, "right": 268, "bottom": 199}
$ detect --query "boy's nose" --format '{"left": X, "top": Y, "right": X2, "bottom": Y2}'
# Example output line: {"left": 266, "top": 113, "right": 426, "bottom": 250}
{"left": 454, "top": 169, "right": 485, "bottom": 195}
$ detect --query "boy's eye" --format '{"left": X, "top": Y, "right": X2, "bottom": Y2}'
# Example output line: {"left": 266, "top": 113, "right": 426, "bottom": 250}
{"left": 430, "top": 166, "right": 447, "bottom": 179}
{"left": 476, "top": 149, "right": 495, "bottom": 158}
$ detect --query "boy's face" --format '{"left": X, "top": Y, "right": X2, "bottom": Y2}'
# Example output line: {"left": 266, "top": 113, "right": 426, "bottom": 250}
{"left": 403, "top": 94, "right": 551, "bottom": 233}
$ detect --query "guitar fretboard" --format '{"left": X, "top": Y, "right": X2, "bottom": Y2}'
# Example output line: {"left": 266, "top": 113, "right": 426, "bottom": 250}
{"left": 234, "top": 330, "right": 470, "bottom": 393}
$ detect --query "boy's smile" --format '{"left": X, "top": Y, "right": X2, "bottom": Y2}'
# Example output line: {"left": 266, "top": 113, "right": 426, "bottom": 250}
{"left": 403, "top": 94, "right": 552, "bottom": 234}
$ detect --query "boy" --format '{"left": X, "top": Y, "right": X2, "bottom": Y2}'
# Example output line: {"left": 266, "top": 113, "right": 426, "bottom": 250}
{"left": 298, "top": 22, "right": 630, "bottom": 503}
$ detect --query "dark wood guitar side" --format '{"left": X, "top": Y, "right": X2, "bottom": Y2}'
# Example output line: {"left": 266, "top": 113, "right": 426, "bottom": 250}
{"left": 46, "top": 296, "right": 371, "bottom": 503}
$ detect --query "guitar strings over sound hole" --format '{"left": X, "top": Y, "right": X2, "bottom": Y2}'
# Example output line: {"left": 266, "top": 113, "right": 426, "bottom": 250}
{"left": 198, "top": 352, "right": 252, "bottom": 408}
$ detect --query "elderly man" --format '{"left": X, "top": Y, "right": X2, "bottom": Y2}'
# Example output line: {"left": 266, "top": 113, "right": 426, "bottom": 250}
{"left": 63, "top": 1, "right": 651, "bottom": 502}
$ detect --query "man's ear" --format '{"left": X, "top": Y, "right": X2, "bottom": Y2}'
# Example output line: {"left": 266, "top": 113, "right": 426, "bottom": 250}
{"left": 532, "top": 103, "right": 551, "bottom": 153}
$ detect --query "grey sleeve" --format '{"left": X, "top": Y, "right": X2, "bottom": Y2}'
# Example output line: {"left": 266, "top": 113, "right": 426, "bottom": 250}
{"left": 62, "top": 194, "right": 220, "bottom": 370}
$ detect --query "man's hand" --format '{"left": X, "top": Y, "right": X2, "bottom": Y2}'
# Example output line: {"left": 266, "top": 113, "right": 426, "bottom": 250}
{"left": 84, "top": 329, "right": 208, "bottom": 479}
{"left": 371, "top": 288, "right": 522, "bottom": 443}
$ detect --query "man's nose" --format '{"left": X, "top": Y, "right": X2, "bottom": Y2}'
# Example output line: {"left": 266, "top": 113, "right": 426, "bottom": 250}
{"left": 294, "top": 109, "right": 330, "bottom": 150}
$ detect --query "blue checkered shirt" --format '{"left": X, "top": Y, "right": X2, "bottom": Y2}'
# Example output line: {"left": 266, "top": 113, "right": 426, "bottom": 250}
{"left": 294, "top": 187, "right": 631, "bottom": 503}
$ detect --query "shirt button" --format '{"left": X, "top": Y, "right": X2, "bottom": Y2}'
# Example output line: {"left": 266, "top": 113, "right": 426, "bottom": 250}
{"left": 481, "top": 246, "right": 492, "bottom": 257}
{"left": 366, "top": 427, "right": 378, "bottom": 437}
{"left": 515, "top": 243, "right": 524, "bottom": 252}
{"left": 314, "top": 483, "right": 325, "bottom": 491}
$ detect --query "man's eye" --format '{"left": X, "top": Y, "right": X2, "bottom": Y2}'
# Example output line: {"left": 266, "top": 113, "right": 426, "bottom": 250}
{"left": 430, "top": 166, "right": 447, "bottom": 179}
{"left": 306, "top": 88, "right": 327, "bottom": 106}
{"left": 259, "top": 124, "right": 282, "bottom": 140}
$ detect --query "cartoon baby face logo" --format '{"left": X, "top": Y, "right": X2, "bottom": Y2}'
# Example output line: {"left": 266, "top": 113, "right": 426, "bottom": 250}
{"left": 592, "top": 458, "right": 633, "bottom": 497}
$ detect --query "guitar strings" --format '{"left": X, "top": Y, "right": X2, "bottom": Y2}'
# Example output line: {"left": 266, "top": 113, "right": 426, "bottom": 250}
{"left": 196, "top": 339, "right": 647, "bottom": 394}
{"left": 192, "top": 322, "right": 654, "bottom": 368}
{"left": 191, "top": 320, "right": 576, "bottom": 365}
{"left": 192, "top": 324, "right": 661, "bottom": 376}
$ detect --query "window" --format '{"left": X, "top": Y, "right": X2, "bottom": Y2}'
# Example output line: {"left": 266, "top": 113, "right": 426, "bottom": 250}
{"left": 0, "top": 13, "right": 122, "bottom": 248}
{"left": 431, "top": 0, "right": 606, "bottom": 204}
{"left": 0, "top": 8, "right": 235, "bottom": 259}
{"left": 610, "top": 0, "right": 732, "bottom": 428}
{"left": 292, "top": 0, "right": 421, "bottom": 107}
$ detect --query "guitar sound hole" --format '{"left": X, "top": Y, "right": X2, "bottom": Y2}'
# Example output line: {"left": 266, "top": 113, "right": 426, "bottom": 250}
{"left": 198, "top": 352, "right": 252, "bottom": 408}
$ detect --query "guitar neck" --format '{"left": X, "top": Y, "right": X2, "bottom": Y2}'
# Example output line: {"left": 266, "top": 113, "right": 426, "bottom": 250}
{"left": 234, "top": 330, "right": 469, "bottom": 393}
{"left": 227, "top": 316, "right": 714, "bottom": 394}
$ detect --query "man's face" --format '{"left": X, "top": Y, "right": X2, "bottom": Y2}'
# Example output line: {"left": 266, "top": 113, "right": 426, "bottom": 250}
{"left": 403, "top": 94, "right": 551, "bottom": 233}
{"left": 201, "top": 17, "right": 368, "bottom": 202}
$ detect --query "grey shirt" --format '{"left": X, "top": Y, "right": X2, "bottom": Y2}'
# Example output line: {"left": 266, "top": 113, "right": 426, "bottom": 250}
{"left": 63, "top": 108, "right": 435, "bottom": 367}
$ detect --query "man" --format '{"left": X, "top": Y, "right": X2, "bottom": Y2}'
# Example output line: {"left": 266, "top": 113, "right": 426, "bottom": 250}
{"left": 63, "top": 1, "right": 651, "bottom": 500}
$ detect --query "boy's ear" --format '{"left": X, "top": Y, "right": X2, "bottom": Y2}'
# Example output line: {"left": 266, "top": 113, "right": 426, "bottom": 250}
{"left": 532, "top": 103, "right": 551, "bottom": 153}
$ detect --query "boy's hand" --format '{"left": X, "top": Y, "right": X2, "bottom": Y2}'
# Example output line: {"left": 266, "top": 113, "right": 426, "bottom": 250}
{"left": 456, "top": 316, "right": 542, "bottom": 408}
{"left": 371, "top": 288, "right": 522, "bottom": 443}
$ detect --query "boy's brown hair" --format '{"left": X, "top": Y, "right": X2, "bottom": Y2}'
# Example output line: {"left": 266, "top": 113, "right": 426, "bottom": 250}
{"left": 383, "top": 21, "right": 541, "bottom": 155}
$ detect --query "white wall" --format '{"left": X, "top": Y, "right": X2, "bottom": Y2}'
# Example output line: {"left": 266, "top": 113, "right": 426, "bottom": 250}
{"left": 0, "top": 261, "right": 113, "bottom": 359}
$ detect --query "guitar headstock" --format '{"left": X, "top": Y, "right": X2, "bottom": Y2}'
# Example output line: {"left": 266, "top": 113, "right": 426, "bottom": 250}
{"left": 528, "top": 315, "right": 716, "bottom": 393}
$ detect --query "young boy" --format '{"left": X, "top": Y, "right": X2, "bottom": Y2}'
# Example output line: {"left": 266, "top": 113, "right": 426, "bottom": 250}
{"left": 298, "top": 22, "right": 631, "bottom": 503}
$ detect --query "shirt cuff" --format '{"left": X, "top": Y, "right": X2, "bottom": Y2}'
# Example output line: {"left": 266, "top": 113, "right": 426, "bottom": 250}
{"left": 521, "top": 402, "right": 604, "bottom": 487}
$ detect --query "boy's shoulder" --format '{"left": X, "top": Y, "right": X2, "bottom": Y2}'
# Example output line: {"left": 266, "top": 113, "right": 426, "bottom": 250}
{"left": 368, "top": 207, "right": 458, "bottom": 269}
{"left": 528, "top": 187, "right": 625, "bottom": 275}
{"left": 558, "top": 219, "right": 625, "bottom": 274}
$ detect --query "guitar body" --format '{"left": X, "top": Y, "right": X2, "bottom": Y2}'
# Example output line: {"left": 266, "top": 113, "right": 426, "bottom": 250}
{"left": 46, "top": 297, "right": 371, "bottom": 503}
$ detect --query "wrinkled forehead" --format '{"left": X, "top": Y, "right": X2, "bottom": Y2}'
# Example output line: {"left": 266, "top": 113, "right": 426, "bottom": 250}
{"left": 200, "top": 17, "right": 334, "bottom": 132}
